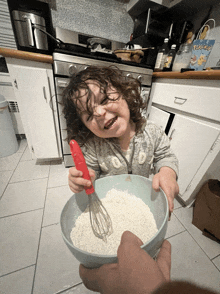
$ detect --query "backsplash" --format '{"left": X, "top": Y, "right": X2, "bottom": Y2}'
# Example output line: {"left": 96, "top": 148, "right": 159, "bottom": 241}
{"left": 50, "top": 0, "right": 133, "bottom": 43}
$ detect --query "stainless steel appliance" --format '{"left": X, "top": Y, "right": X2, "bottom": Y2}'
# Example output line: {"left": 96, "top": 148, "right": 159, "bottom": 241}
{"left": 53, "top": 28, "right": 153, "bottom": 167}
{"left": 12, "top": 10, "right": 48, "bottom": 51}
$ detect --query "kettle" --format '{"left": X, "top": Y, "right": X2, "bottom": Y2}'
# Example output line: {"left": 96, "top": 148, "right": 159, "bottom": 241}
{"left": 12, "top": 10, "right": 48, "bottom": 51}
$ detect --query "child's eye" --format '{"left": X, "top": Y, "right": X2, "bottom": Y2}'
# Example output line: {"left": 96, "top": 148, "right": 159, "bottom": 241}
{"left": 100, "top": 96, "right": 109, "bottom": 105}
{"left": 86, "top": 114, "right": 93, "bottom": 121}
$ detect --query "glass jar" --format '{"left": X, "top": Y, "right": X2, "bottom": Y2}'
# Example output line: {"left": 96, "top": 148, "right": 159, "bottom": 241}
{"left": 172, "top": 43, "right": 193, "bottom": 72}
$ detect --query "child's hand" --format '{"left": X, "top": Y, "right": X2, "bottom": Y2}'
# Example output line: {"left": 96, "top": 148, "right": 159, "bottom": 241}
{"left": 68, "top": 167, "right": 96, "bottom": 193}
{"left": 152, "top": 167, "right": 179, "bottom": 218}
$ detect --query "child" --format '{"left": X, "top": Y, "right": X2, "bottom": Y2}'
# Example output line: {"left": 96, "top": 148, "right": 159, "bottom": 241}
{"left": 62, "top": 65, "right": 179, "bottom": 215}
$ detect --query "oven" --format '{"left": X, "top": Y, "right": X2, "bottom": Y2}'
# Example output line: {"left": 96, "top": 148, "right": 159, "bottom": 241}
{"left": 53, "top": 30, "right": 153, "bottom": 167}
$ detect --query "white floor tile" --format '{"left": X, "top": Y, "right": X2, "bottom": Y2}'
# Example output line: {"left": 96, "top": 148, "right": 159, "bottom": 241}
{"left": 20, "top": 145, "right": 32, "bottom": 161}
{"left": 0, "top": 170, "right": 13, "bottom": 197}
{"left": 0, "top": 179, "right": 47, "bottom": 217}
{"left": 43, "top": 185, "right": 73, "bottom": 227}
{"left": 0, "top": 210, "right": 43, "bottom": 276}
{"left": 212, "top": 255, "right": 220, "bottom": 271}
{"left": 0, "top": 152, "right": 22, "bottom": 172}
{"left": 174, "top": 207, "right": 220, "bottom": 259}
{"left": 61, "top": 283, "right": 95, "bottom": 293}
{"left": 33, "top": 224, "right": 81, "bottom": 294}
{"left": 48, "top": 161, "right": 69, "bottom": 188}
{"left": 165, "top": 213, "right": 185, "bottom": 239}
{"left": 17, "top": 139, "right": 27, "bottom": 153}
{"left": 169, "top": 231, "right": 220, "bottom": 292}
{"left": 0, "top": 265, "right": 35, "bottom": 294}
{"left": 10, "top": 160, "right": 50, "bottom": 183}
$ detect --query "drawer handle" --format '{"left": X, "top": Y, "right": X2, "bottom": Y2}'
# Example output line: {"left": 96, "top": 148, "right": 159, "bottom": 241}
{"left": 43, "top": 86, "right": 47, "bottom": 102}
{"left": 57, "top": 81, "right": 69, "bottom": 88}
{"left": 174, "top": 97, "right": 187, "bottom": 104}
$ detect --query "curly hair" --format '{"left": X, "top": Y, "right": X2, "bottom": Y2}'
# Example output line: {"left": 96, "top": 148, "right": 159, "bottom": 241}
{"left": 62, "top": 65, "right": 147, "bottom": 146}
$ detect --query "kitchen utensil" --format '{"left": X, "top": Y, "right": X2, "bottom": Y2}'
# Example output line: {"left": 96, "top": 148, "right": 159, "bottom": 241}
{"left": 60, "top": 174, "right": 169, "bottom": 268}
{"left": 69, "top": 140, "right": 112, "bottom": 240}
{"left": 87, "top": 37, "right": 111, "bottom": 49}
{"left": 32, "top": 25, "right": 90, "bottom": 54}
{"left": 124, "top": 47, "right": 155, "bottom": 51}
{"left": 12, "top": 10, "right": 48, "bottom": 51}
{"left": 114, "top": 49, "right": 145, "bottom": 63}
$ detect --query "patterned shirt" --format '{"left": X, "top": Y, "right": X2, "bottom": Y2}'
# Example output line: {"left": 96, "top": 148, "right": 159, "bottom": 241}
{"left": 81, "top": 121, "right": 179, "bottom": 179}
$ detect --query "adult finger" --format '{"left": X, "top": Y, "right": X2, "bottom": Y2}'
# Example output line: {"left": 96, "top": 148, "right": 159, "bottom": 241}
{"left": 79, "top": 264, "right": 101, "bottom": 292}
{"left": 117, "top": 231, "right": 144, "bottom": 264}
{"left": 119, "top": 231, "right": 143, "bottom": 249}
{"left": 156, "top": 240, "right": 171, "bottom": 281}
{"left": 79, "top": 263, "right": 117, "bottom": 292}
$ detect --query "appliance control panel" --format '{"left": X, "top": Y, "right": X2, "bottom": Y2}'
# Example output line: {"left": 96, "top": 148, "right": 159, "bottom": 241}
{"left": 53, "top": 56, "right": 153, "bottom": 86}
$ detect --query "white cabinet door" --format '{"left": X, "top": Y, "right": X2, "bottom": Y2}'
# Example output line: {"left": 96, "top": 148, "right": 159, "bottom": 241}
{"left": 168, "top": 114, "right": 220, "bottom": 197}
{"left": 148, "top": 106, "right": 170, "bottom": 131}
{"left": 6, "top": 58, "right": 61, "bottom": 159}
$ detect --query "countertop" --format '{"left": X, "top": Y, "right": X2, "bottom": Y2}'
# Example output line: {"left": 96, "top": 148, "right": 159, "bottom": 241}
{"left": 0, "top": 48, "right": 53, "bottom": 64}
{"left": 152, "top": 70, "right": 220, "bottom": 80}
{"left": 1, "top": 48, "right": 220, "bottom": 79}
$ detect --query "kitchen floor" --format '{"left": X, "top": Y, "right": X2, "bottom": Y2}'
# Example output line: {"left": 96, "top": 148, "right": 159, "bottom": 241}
{"left": 0, "top": 139, "right": 220, "bottom": 294}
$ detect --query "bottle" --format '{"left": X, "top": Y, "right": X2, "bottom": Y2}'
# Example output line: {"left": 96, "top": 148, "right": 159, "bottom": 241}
{"left": 154, "top": 38, "right": 169, "bottom": 72}
{"left": 163, "top": 44, "right": 177, "bottom": 71}
{"left": 172, "top": 43, "right": 193, "bottom": 72}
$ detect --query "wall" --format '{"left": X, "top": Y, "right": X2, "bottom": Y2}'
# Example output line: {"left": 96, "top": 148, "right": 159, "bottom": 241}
{"left": 50, "top": 0, "right": 134, "bottom": 43}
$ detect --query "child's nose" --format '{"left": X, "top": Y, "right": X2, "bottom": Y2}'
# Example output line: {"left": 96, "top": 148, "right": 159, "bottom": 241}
{"left": 95, "top": 105, "right": 106, "bottom": 117}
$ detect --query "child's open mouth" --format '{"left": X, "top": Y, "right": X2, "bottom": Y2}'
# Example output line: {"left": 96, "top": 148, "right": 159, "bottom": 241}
{"left": 104, "top": 117, "right": 118, "bottom": 129}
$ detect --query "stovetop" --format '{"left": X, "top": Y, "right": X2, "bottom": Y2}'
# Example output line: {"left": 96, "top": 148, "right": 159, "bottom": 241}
{"left": 53, "top": 48, "right": 153, "bottom": 69}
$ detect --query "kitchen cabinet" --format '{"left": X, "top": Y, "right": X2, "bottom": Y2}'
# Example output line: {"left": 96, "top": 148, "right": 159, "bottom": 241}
{"left": 5, "top": 57, "right": 62, "bottom": 159}
{"left": 149, "top": 80, "right": 220, "bottom": 206}
{"left": 127, "top": 0, "right": 219, "bottom": 17}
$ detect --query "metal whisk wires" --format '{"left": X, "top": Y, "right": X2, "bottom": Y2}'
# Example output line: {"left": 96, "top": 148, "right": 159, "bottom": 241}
{"left": 70, "top": 140, "right": 113, "bottom": 240}
{"left": 88, "top": 192, "right": 113, "bottom": 240}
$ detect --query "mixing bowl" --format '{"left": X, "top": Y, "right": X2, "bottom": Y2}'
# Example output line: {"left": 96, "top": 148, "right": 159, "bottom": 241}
{"left": 60, "top": 174, "right": 168, "bottom": 268}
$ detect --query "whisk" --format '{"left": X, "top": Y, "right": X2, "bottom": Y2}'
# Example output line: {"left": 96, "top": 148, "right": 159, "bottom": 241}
{"left": 70, "top": 140, "right": 113, "bottom": 240}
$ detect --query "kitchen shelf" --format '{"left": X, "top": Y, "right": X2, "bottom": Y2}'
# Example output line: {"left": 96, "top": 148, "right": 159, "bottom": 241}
{"left": 153, "top": 70, "right": 220, "bottom": 80}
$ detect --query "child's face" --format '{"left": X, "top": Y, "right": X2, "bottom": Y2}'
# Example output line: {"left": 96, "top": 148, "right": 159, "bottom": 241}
{"left": 76, "top": 80, "right": 132, "bottom": 140}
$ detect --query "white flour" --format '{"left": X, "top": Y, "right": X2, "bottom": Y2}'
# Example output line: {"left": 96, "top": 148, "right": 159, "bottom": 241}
{"left": 70, "top": 188, "right": 158, "bottom": 255}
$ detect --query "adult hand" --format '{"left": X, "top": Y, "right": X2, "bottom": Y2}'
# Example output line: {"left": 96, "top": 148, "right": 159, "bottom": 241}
{"left": 79, "top": 231, "right": 171, "bottom": 294}
{"left": 68, "top": 167, "right": 96, "bottom": 193}
{"left": 152, "top": 166, "right": 179, "bottom": 218}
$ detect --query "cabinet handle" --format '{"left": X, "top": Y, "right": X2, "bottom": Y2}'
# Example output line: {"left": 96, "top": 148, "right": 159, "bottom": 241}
{"left": 43, "top": 86, "right": 47, "bottom": 102}
{"left": 0, "top": 82, "right": 12, "bottom": 86}
{"left": 174, "top": 97, "right": 187, "bottom": 104}
{"left": 14, "top": 79, "right": 18, "bottom": 89}
{"left": 169, "top": 129, "right": 175, "bottom": 140}
{"left": 57, "top": 80, "right": 69, "bottom": 88}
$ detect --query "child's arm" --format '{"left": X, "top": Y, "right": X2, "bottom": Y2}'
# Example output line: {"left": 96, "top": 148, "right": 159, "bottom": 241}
{"left": 149, "top": 123, "right": 179, "bottom": 216}
{"left": 68, "top": 167, "right": 96, "bottom": 194}
{"left": 152, "top": 167, "right": 179, "bottom": 217}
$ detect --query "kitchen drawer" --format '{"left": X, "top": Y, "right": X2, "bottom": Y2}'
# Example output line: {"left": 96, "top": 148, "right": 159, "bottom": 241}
{"left": 151, "top": 83, "right": 220, "bottom": 122}
{"left": 0, "top": 84, "right": 16, "bottom": 100}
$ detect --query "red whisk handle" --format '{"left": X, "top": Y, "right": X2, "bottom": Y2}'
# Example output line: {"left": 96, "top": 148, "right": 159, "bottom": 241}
{"left": 70, "top": 140, "right": 95, "bottom": 194}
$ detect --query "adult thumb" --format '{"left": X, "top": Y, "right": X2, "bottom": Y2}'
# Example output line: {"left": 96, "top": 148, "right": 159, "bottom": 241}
{"left": 117, "top": 231, "right": 143, "bottom": 258}
{"left": 121, "top": 231, "right": 143, "bottom": 246}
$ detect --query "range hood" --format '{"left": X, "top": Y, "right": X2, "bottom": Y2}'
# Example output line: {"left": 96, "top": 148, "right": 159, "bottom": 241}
{"left": 127, "top": 0, "right": 219, "bottom": 18}
{"left": 127, "top": 0, "right": 183, "bottom": 16}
